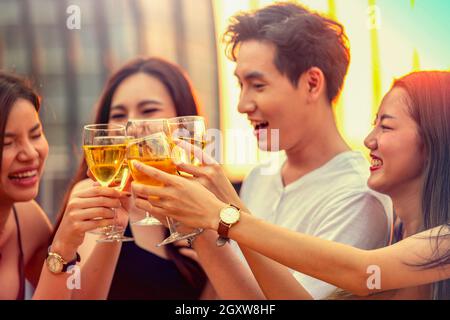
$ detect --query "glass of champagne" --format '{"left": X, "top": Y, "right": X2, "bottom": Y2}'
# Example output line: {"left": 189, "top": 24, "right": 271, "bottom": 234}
{"left": 165, "top": 116, "right": 207, "bottom": 244}
{"left": 127, "top": 119, "right": 200, "bottom": 246}
{"left": 126, "top": 119, "right": 169, "bottom": 226}
{"left": 168, "top": 116, "right": 207, "bottom": 166}
{"left": 83, "top": 124, "right": 133, "bottom": 242}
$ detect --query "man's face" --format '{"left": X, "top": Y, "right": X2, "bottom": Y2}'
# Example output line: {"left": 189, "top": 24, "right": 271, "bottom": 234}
{"left": 234, "top": 40, "right": 311, "bottom": 152}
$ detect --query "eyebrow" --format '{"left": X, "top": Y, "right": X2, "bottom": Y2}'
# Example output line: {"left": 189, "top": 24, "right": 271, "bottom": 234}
{"left": 379, "top": 114, "right": 395, "bottom": 121}
{"left": 137, "top": 100, "right": 162, "bottom": 109}
{"left": 111, "top": 100, "right": 163, "bottom": 112}
{"left": 234, "top": 70, "right": 266, "bottom": 82}
{"left": 5, "top": 123, "right": 41, "bottom": 138}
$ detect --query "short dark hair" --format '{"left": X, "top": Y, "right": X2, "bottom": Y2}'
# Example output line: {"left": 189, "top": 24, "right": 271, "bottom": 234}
{"left": 0, "top": 72, "right": 41, "bottom": 171}
{"left": 224, "top": 2, "right": 350, "bottom": 102}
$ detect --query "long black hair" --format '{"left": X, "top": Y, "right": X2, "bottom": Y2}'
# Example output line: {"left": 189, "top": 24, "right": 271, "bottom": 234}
{"left": 394, "top": 71, "right": 450, "bottom": 299}
{"left": 0, "top": 72, "right": 41, "bottom": 172}
{"left": 55, "top": 57, "right": 206, "bottom": 292}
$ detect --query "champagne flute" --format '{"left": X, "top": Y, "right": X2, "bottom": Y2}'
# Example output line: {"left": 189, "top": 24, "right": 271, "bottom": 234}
{"left": 155, "top": 116, "right": 208, "bottom": 246}
{"left": 126, "top": 119, "right": 169, "bottom": 226}
{"left": 127, "top": 130, "right": 197, "bottom": 246}
{"left": 83, "top": 124, "right": 133, "bottom": 242}
{"left": 168, "top": 116, "right": 207, "bottom": 166}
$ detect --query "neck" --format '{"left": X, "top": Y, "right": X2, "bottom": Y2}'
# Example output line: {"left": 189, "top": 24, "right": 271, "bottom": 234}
{"left": 391, "top": 182, "right": 423, "bottom": 238}
{"left": 282, "top": 103, "right": 350, "bottom": 184}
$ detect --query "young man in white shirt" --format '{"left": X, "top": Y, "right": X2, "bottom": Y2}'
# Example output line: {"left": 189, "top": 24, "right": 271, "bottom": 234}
{"left": 135, "top": 2, "right": 393, "bottom": 300}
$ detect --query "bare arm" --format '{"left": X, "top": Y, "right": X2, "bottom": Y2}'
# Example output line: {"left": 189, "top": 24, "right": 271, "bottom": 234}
{"left": 230, "top": 213, "right": 450, "bottom": 296}
{"left": 131, "top": 161, "right": 450, "bottom": 297}
{"left": 191, "top": 230, "right": 265, "bottom": 300}
{"left": 68, "top": 179, "right": 125, "bottom": 300}
{"left": 33, "top": 186, "right": 126, "bottom": 299}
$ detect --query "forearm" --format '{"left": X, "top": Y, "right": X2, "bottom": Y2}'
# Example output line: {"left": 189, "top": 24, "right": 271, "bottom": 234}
{"left": 33, "top": 265, "right": 73, "bottom": 300}
{"left": 230, "top": 213, "right": 370, "bottom": 295}
{"left": 72, "top": 242, "right": 122, "bottom": 299}
{"left": 240, "top": 245, "right": 313, "bottom": 299}
{"left": 193, "top": 230, "right": 266, "bottom": 300}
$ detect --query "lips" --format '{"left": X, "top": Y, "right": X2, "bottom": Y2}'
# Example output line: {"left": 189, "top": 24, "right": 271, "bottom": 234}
{"left": 370, "top": 154, "right": 383, "bottom": 172}
{"left": 8, "top": 168, "right": 39, "bottom": 187}
{"left": 249, "top": 120, "right": 270, "bottom": 138}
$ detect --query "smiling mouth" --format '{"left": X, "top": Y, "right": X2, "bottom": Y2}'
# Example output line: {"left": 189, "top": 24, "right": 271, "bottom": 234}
{"left": 370, "top": 158, "right": 383, "bottom": 171}
{"left": 8, "top": 170, "right": 38, "bottom": 181}
{"left": 253, "top": 121, "right": 269, "bottom": 130}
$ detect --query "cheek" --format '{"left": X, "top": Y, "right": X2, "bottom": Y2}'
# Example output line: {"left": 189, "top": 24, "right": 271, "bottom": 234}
{"left": 38, "top": 138, "right": 50, "bottom": 161}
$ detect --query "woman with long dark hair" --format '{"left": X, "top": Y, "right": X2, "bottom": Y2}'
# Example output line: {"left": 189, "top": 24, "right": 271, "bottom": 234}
{"left": 0, "top": 72, "right": 128, "bottom": 299}
{"left": 57, "top": 57, "right": 211, "bottom": 299}
{"left": 131, "top": 71, "right": 450, "bottom": 299}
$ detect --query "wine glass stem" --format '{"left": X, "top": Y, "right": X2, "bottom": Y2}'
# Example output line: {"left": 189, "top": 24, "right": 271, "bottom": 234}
{"left": 167, "top": 216, "right": 177, "bottom": 234}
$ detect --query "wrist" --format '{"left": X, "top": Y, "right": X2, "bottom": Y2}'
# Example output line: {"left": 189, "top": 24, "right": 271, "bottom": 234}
{"left": 209, "top": 200, "right": 226, "bottom": 231}
{"left": 50, "top": 240, "right": 77, "bottom": 262}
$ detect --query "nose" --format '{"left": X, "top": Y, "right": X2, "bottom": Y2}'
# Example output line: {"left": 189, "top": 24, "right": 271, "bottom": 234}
{"left": 364, "top": 128, "right": 378, "bottom": 151}
{"left": 17, "top": 139, "right": 39, "bottom": 162}
{"left": 237, "top": 91, "right": 257, "bottom": 115}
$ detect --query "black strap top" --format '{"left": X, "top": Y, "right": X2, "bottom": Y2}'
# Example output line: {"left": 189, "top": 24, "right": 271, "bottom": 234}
{"left": 13, "top": 205, "right": 26, "bottom": 300}
{"left": 107, "top": 223, "right": 206, "bottom": 300}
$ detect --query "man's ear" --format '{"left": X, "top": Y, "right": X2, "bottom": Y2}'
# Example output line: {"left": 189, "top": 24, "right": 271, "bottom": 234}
{"left": 306, "top": 67, "right": 324, "bottom": 96}
{"left": 298, "top": 67, "right": 326, "bottom": 105}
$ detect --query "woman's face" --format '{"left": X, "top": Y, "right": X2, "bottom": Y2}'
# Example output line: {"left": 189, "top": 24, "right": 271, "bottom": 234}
{"left": 109, "top": 73, "right": 177, "bottom": 125}
{"left": 364, "top": 87, "right": 426, "bottom": 197}
{"left": 1, "top": 99, "right": 49, "bottom": 202}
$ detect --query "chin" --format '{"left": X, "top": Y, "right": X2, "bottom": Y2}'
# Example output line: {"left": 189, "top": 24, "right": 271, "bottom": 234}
{"left": 9, "top": 188, "right": 39, "bottom": 203}
{"left": 367, "top": 177, "right": 389, "bottom": 195}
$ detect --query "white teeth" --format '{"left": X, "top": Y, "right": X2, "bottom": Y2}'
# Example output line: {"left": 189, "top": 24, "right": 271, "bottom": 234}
{"left": 10, "top": 170, "right": 37, "bottom": 179}
{"left": 371, "top": 159, "right": 383, "bottom": 167}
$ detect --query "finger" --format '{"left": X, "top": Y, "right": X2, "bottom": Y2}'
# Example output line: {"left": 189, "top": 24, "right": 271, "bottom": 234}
{"left": 131, "top": 160, "right": 176, "bottom": 186}
{"left": 80, "top": 218, "right": 116, "bottom": 233}
{"left": 72, "top": 186, "right": 130, "bottom": 199}
{"left": 134, "top": 198, "right": 154, "bottom": 213}
{"left": 68, "top": 196, "right": 122, "bottom": 210}
{"left": 74, "top": 207, "right": 116, "bottom": 221}
{"left": 131, "top": 182, "right": 168, "bottom": 199}
{"left": 175, "top": 162, "right": 207, "bottom": 177}
{"left": 173, "top": 138, "right": 217, "bottom": 165}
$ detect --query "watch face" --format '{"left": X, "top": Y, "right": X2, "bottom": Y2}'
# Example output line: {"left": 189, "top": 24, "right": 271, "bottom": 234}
{"left": 220, "top": 207, "right": 239, "bottom": 224}
{"left": 47, "top": 255, "right": 63, "bottom": 274}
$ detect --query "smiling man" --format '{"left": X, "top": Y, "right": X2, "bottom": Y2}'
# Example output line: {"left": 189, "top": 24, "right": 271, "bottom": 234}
{"left": 220, "top": 2, "right": 393, "bottom": 299}
{"left": 132, "top": 2, "right": 395, "bottom": 300}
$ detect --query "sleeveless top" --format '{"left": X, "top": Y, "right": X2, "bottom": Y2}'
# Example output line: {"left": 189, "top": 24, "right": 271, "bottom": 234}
{"left": 107, "top": 224, "right": 205, "bottom": 300}
{"left": 13, "top": 206, "right": 26, "bottom": 300}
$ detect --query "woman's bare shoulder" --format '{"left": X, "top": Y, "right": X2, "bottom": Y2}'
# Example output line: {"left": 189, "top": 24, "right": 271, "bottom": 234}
{"left": 14, "top": 201, "right": 52, "bottom": 256}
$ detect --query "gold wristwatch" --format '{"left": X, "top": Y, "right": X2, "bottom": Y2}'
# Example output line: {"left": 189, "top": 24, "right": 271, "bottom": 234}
{"left": 46, "top": 246, "right": 80, "bottom": 274}
{"left": 216, "top": 204, "right": 241, "bottom": 247}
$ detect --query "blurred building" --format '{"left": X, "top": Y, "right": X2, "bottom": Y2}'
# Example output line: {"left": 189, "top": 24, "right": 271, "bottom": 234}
{"left": 0, "top": 0, "right": 219, "bottom": 220}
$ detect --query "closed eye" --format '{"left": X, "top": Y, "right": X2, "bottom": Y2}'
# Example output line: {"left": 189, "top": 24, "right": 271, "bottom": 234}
{"left": 110, "top": 113, "right": 127, "bottom": 120}
{"left": 142, "top": 108, "right": 159, "bottom": 115}
{"left": 31, "top": 132, "right": 42, "bottom": 139}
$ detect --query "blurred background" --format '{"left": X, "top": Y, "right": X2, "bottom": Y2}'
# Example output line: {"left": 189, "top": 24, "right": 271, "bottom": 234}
{"left": 0, "top": 0, "right": 449, "bottom": 221}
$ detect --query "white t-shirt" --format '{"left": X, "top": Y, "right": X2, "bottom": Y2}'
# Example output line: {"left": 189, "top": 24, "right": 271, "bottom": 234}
{"left": 237, "top": 151, "right": 393, "bottom": 300}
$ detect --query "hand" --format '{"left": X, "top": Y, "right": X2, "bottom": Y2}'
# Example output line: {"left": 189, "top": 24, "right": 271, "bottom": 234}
{"left": 51, "top": 186, "right": 129, "bottom": 261}
{"left": 131, "top": 160, "right": 225, "bottom": 231}
{"left": 173, "top": 139, "right": 245, "bottom": 209}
